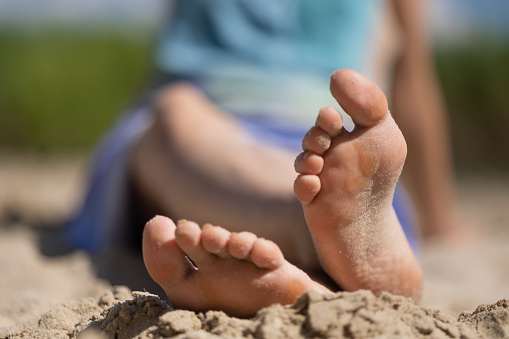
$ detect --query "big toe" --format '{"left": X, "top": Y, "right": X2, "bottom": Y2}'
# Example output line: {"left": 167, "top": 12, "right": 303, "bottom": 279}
{"left": 142, "top": 215, "right": 191, "bottom": 286}
{"left": 330, "top": 69, "right": 388, "bottom": 127}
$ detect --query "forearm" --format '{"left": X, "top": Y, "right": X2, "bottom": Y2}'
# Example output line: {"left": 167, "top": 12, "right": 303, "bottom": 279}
{"left": 390, "top": 0, "right": 459, "bottom": 235}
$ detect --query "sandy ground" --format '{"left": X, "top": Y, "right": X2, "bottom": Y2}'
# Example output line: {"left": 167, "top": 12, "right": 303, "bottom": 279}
{"left": 0, "top": 153, "right": 508, "bottom": 338}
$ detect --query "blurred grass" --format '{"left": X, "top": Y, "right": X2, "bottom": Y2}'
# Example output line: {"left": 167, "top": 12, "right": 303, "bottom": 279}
{"left": 0, "top": 27, "right": 154, "bottom": 152}
{"left": 435, "top": 38, "right": 509, "bottom": 172}
{"left": 0, "top": 27, "right": 508, "bottom": 172}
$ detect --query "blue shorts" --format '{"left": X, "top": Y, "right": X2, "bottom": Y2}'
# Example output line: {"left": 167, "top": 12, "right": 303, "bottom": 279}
{"left": 64, "top": 99, "right": 419, "bottom": 255}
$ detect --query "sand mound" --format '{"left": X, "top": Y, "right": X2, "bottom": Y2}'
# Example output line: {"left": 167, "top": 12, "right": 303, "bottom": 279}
{"left": 3, "top": 287, "right": 508, "bottom": 339}
{"left": 459, "top": 299, "right": 509, "bottom": 338}
{"left": 2, "top": 158, "right": 509, "bottom": 339}
{"left": 0, "top": 286, "right": 132, "bottom": 339}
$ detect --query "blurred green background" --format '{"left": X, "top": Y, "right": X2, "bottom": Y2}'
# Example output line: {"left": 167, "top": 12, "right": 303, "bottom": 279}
{"left": 0, "top": 25, "right": 508, "bottom": 173}
{"left": 0, "top": 26, "right": 155, "bottom": 153}
{"left": 435, "top": 38, "right": 509, "bottom": 172}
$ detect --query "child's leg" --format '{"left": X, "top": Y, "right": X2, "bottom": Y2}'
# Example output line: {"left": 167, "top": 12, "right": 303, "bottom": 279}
{"left": 131, "top": 83, "right": 319, "bottom": 269}
{"left": 142, "top": 69, "right": 422, "bottom": 317}
{"left": 294, "top": 69, "right": 422, "bottom": 299}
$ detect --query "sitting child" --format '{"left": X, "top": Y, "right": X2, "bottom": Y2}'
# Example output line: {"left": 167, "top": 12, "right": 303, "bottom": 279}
{"left": 141, "top": 68, "right": 422, "bottom": 317}
{"left": 65, "top": 0, "right": 465, "bottom": 317}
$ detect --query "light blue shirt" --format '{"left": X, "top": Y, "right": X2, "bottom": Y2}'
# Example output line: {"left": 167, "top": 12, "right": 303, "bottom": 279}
{"left": 157, "top": 0, "right": 381, "bottom": 126}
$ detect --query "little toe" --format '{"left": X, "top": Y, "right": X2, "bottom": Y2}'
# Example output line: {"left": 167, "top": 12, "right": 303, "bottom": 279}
{"left": 302, "top": 126, "right": 331, "bottom": 155}
{"left": 316, "top": 106, "right": 343, "bottom": 136}
{"left": 175, "top": 219, "right": 210, "bottom": 264}
{"left": 250, "top": 238, "right": 285, "bottom": 269}
{"left": 228, "top": 231, "right": 258, "bottom": 260}
{"left": 294, "top": 152, "right": 324, "bottom": 175}
{"left": 330, "top": 69, "right": 388, "bottom": 127}
{"left": 201, "top": 224, "right": 230, "bottom": 257}
{"left": 294, "top": 174, "right": 321, "bottom": 204}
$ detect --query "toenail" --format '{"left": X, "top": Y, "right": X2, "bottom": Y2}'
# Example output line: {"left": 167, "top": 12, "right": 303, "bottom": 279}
{"left": 202, "top": 223, "right": 213, "bottom": 230}
{"left": 317, "top": 135, "right": 331, "bottom": 150}
{"left": 331, "top": 123, "right": 342, "bottom": 136}
{"left": 176, "top": 219, "right": 188, "bottom": 227}
{"left": 147, "top": 215, "right": 162, "bottom": 225}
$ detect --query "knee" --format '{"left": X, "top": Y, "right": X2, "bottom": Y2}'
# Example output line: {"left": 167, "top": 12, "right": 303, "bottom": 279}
{"left": 152, "top": 82, "right": 202, "bottom": 120}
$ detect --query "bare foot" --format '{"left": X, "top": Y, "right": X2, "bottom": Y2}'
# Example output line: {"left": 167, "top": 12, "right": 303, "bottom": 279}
{"left": 142, "top": 215, "right": 329, "bottom": 317}
{"left": 294, "top": 69, "right": 422, "bottom": 299}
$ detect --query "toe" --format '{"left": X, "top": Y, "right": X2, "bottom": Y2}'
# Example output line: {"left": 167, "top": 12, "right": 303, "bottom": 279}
{"left": 228, "top": 231, "right": 257, "bottom": 260}
{"left": 294, "top": 174, "right": 321, "bottom": 204}
{"left": 316, "top": 106, "right": 343, "bottom": 136}
{"left": 175, "top": 220, "right": 211, "bottom": 264}
{"left": 250, "top": 238, "right": 285, "bottom": 269}
{"left": 142, "top": 215, "right": 192, "bottom": 286}
{"left": 302, "top": 126, "right": 331, "bottom": 155}
{"left": 294, "top": 152, "right": 324, "bottom": 175}
{"left": 201, "top": 224, "right": 230, "bottom": 257}
{"left": 330, "top": 69, "right": 388, "bottom": 127}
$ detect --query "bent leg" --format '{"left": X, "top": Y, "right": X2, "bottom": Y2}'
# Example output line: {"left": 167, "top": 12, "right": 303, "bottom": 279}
{"left": 131, "top": 83, "right": 319, "bottom": 269}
